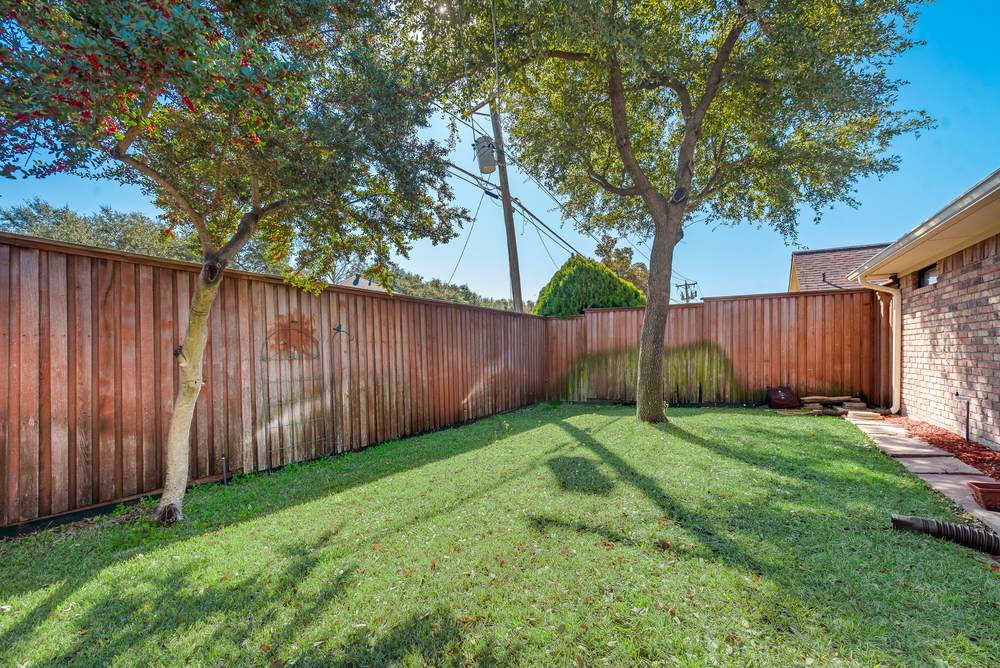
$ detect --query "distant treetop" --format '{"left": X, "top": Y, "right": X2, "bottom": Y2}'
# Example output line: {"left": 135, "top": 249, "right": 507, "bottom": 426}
{"left": 533, "top": 256, "right": 645, "bottom": 319}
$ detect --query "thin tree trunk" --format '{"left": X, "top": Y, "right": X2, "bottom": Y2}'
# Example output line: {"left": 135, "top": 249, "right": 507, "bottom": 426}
{"left": 151, "top": 263, "right": 225, "bottom": 522}
{"left": 635, "top": 233, "right": 672, "bottom": 422}
{"left": 635, "top": 204, "right": 684, "bottom": 423}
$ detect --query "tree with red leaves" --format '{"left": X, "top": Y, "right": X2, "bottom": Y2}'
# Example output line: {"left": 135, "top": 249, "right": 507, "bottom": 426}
{"left": 1, "top": 0, "right": 466, "bottom": 521}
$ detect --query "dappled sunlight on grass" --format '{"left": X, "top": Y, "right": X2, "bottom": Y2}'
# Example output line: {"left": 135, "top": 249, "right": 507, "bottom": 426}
{"left": 1, "top": 405, "right": 998, "bottom": 666}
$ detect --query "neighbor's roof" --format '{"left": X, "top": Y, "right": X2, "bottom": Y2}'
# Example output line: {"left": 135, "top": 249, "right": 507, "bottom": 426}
{"left": 848, "top": 167, "right": 1000, "bottom": 281}
{"left": 336, "top": 273, "right": 387, "bottom": 292}
{"left": 789, "top": 243, "right": 891, "bottom": 292}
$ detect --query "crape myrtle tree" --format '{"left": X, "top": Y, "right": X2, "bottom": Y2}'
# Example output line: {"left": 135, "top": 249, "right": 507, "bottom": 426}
{"left": 1, "top": 0, "right": 466, "bottom": 520}
{"left": 404, "top": 0, "right": 932, "bottom": 422}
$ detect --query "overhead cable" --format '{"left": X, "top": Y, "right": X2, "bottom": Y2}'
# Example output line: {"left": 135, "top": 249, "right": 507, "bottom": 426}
{"left": 448, "top": 190, "right": 486, "bottom": 283}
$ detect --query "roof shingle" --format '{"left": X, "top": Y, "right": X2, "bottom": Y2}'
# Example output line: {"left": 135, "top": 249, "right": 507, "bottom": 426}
{"left": 789, "top": 243, "right": 891, "bottom": 291}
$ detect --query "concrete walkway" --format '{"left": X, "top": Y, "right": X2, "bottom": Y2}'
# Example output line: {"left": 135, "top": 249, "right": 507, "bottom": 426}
{"left": 845, "top": 416, "right": 1000, "bottom": 534}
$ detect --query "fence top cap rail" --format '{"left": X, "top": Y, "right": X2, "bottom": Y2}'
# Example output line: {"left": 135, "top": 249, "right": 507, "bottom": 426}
{"left": 0, "top": 230, "right": 549, "bottom": 319}
{"left": 580, "top": 287, "right": 873, "bottom": 314}
{"left": 700, "top": 287, "right": 872, "bottom": 301}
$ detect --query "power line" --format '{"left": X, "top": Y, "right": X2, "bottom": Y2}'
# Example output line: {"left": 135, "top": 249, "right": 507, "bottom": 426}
{"left": 439, "top": 103, "right": 698, "bottom": 286}
{"left": 532, "top": 219, "right": 559, "bottom": 268}
{"left": 446, "top": 156, "right": 577, "bottom": 257}
{"left": 511, "top": 197, "right": 583, "bottom": 256}
{"left": 446, "top": 167, "right": 491, "bottom": 192}
{"left": 449, "top": 190, "right": 486, "bottom": 283}
{"left": 517, "top": 208, "right": 575, "bottom": 256}
{"left": 446, "top": 163, "right": 573, "bottom": 274}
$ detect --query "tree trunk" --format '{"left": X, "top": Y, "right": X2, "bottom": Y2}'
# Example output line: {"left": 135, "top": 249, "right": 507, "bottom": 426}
{"left": 150, "top": 263, "right": 225, "bottom": 522}
{"left": 635, "top": 204, "right": 684, "bottom": 423}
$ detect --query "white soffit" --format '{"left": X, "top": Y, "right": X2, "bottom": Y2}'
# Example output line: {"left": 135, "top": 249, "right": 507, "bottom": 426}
{"left": 849, "top": 168, "right": 1000, "bottom": 281}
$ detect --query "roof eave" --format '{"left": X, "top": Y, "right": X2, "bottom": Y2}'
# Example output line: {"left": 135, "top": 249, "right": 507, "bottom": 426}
{"left": 848, "top": 167, "right": 1000, "bottom": 282}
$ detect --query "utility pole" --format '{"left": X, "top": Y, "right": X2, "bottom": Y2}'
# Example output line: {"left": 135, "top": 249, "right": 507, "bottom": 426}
{"left": 676, "top": 281, "right": 699, "bottom": 303}
{"left": 489, "top": 98, "right": 523, "bottom": 313}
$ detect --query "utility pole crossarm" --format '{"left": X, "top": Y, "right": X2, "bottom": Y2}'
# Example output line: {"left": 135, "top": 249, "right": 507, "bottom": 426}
{"left": 675, "top": 281, "right": 699, "bottom": 303}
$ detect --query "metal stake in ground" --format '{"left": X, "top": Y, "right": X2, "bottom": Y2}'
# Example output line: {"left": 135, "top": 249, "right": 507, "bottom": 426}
{"left": 955, "top": 392, "right": 972, "bottom": 442}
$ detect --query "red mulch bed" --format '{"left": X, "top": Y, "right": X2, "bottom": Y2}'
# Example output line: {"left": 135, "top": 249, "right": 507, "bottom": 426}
{"left": 884, "top": 416, "right": 1000, "bottom": 481}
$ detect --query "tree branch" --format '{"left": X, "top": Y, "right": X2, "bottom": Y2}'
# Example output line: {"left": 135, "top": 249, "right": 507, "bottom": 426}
{"left": 672, "top": 13, "right": 749, "bottom": 198}
{"left": 441, "top": 49, "right": 592, "bottom": 87}
{"left": 685, "top": 136, "right": 728, "bottom": 211}
{"left": 111, "top": 84, "right": 160, "bottom": 157}
{"left": 109, "top": 151, "right": 214, "bottom": 256}
{"left": 104, "top": 83, "right": 218, "bottom": 257}
{"left": 587, "top": 167, "right": 641, "bottom": 196}
{"left": 250, "top": 171, "right": 261, "bottom": 211}
{"left": 215, "top": 199, "right": 286, "bottom": 264}
{"left": 690, "top": 18, "right": 749, "bottom": 129}
{"left": 607, "top": 57, "right": 655, "bottom": 195}
{"left": 636, "top": 75, "right": 693, "bottom": 119}
{"left": 546, "top": 49, "right": 590, "bottom": 62}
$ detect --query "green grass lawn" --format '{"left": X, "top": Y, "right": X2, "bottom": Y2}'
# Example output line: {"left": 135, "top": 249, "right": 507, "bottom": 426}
{"left": 2, "top": 405, "right": 999, "bottom": 667}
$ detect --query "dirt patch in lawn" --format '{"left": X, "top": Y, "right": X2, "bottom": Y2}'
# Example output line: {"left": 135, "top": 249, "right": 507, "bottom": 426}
{"left": 885, "top": 416, "right": 1000, "bottom": 481}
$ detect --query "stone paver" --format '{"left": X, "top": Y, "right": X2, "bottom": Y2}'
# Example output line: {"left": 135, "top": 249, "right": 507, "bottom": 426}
{"left": 844, "top": 416, "right": 1000, "bottom": 535}
{"left": 873, "top": 440, "right": 952, "bottom": 457}
{"left": 854, "top": 426, "right": 910, "bottom": 437}
{"left": 917, "top": 474, "right": 1000, "bottom": 525}
{"left": 896, "top": 457, "right": 983, "bottom": 475}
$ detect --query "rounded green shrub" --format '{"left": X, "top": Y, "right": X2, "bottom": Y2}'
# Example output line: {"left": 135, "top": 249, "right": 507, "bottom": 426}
{"left": 533, "top": 256, "right": 646, "bottom": 319}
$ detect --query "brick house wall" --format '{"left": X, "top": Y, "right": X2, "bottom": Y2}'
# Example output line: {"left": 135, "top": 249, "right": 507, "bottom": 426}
{"left": 899, "top": 232, "right": 1000, "bottom": 449}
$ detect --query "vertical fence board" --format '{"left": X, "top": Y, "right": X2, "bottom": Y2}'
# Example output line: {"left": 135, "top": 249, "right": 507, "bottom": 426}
{"left": 0, "top": 245, "right": 9, "bottom": 526}
{"left": 94, "top": 259, "right": 116, "bottom": 504}
{"left": 138, "top": 266, "right": 156, "bottom": 491}
{"left": 18, "top": 249, "right": 40, "bottom": 519}
{"left": 8, "top": 247, "right": 21, "bottom": 521}
{"left": 119, "top": 263, "right": 138, "bottom": 498}
{"left": 0, "top": 230, "right": 892, "bottom": 528}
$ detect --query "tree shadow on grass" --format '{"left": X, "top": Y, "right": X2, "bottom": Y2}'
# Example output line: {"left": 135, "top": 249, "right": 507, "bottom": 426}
{"left": 551, "top": 412, "right": 1000, "bottom": 662}
{"left": 555, "top": 419, "right": 762, "bottom": 568}
{"left": 320, "top": 605, "right": 516, "bottom": 668}
{"left": 659, "top": 415, "right": 948, "bottom": 513}
{"left": 0, "top": 409, "right": 572, "bottom": 663}
{"left": 546, "top": 455, "right": 615, "bottom": 495}
{"left": 527, "top": 514, "right": 638, "bottom": 547}
{"left": 5, "top": 530, "right": 351, "bottom": 666}
{"left": 0, "top": 409, "right": 550, "bottom": 590}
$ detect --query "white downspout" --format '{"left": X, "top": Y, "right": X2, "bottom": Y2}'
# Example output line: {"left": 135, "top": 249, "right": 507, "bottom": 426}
{"left": 856, "top": 273, "right": 901, "bottom": 413}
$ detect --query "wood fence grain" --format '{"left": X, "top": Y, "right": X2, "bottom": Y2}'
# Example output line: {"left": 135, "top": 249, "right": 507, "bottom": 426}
{"left": 0, "top": 232, "right": 890, "bottom": 529}
{"left": 0, "top": 234, "right": 548, "bottom": 528}
{"left": 545, "top": 290, "right": 890, "bottom": 407}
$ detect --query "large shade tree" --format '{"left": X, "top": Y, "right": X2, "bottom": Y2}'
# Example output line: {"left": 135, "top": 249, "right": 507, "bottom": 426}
{"left": 2, "top": 0, "right": 466, "bottom": 520}
{"left": 405, "top": 0, "right": 932, "bottom": 422}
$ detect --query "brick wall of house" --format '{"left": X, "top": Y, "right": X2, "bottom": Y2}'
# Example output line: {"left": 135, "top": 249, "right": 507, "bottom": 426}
{"left": 899, "top": 232, "right": 1000, "bottom": 449}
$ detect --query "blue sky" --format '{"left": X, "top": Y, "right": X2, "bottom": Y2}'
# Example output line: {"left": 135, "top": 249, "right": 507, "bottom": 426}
{"left": 2, "top": 0, "right": 997, "bottom": 302}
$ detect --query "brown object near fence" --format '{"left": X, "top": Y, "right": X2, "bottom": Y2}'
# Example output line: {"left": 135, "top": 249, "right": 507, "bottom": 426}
{"left": 0, "top": 232, "right": 891, "bottom": 529}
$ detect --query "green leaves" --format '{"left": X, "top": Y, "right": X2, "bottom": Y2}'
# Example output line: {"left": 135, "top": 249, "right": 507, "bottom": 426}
{"left": 402, "top": 0, "right": 933, "bottom": 241}
{"left": 534, "top": 256, "right": 645, "bottom": 319}
{"left": 2, "top": 0, "right": 467, "bottom": 284}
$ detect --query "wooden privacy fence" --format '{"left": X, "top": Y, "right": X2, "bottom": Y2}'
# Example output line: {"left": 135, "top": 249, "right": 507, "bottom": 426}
{"left": 0, "top": 233, "right": 547, "bottom": 528}
{"left": 0, "top": 232, "right": 891, "bottom": 529}
{"left": 545, "top": 290, "right": 892, "bottom": 406}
